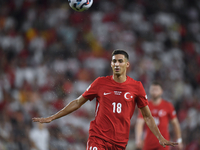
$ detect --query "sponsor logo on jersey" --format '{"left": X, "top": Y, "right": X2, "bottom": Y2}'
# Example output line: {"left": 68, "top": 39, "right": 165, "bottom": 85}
{"left": 104, "top": 92, "right": 111, "bottom": 95}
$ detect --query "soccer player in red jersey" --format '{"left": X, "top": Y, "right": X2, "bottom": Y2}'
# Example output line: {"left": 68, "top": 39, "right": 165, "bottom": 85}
{"left": 32, "top": 50, "right": 178, "bottom": 150}
{"left": 135, "top": 82, "right": 183, "bottom": 150}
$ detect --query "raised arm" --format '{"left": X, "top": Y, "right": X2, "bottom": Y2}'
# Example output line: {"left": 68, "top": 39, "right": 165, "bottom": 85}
{"left": 32, "top": 95, "right": 88, "bottom": 123}
{"left": 171, "top": 117, "right": 183, "bottom": 150}
{"left": 140, "top": 105, "right": 178, "bottom": 147}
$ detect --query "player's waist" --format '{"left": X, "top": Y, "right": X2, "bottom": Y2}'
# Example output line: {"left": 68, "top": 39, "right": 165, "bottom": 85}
{"left": 89, "top": 126, "right": 128, "bottom": 147}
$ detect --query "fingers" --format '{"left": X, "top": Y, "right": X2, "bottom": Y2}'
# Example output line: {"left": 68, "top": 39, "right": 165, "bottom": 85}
{"left": 162, "top": 142, "right": 178, "bottom": 147}
{"left": 160, "top": 142, "right": 166, "bottom": 147}
{"left": 32, "top": 116, "right": 52, "bottom": 123}
{"left": 32, "top": 117, "right": 46, "bottom": 123}
{"left": 32, "top": 117, "right": 41, "bottom": 122}
{"left": 160, "top": 140, "right": 178, "bottom": 148}
{"left": 165, "top": 142, "right": 178, "bottom": 146}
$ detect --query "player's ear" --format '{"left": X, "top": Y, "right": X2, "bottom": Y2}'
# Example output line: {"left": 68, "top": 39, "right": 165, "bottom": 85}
{"left": 126, "top": 61, "right": 130, "bottom": 68}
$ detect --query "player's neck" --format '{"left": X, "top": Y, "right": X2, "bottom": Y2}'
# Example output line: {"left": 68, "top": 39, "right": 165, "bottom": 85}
{"left": 152, "top": 97, "right": 162, "bottom": 105}
{"left": 112, "top": 74, "right": 127, "bottom": 83}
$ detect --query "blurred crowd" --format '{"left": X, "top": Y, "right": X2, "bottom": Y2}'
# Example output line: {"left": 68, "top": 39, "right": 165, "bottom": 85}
{"left": 0, "top": 0, "right": 200, "bottom": 150}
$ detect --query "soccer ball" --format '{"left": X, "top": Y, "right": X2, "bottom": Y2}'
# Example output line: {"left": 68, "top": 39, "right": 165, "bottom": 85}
{"left": 68, "top": 0, "right": 93, "bottom": 12}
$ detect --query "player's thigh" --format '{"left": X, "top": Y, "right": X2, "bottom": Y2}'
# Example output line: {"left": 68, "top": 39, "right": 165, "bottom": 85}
{"left": 86, "top": 137, "right": 106, "bottom": 150}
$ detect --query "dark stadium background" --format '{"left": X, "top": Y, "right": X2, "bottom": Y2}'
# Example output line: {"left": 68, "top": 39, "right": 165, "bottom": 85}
{"left": 0, "top": 0, "right": 199, "bottom": 149}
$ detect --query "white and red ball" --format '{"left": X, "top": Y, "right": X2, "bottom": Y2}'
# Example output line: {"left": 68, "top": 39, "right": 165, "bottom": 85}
{"left": 68, "top": 0, "right": 93, "bottom": 12}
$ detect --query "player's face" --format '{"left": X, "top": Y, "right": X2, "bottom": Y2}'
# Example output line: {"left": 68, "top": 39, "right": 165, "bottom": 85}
{"left": 111, "top": 54, "right": 129, "bottom": 75}
{"left": 149, "top": 85, "right": 163, "bottom": 100}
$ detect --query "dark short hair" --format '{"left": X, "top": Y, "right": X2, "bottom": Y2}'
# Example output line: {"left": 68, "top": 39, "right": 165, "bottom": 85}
{"left": 151, "top": 81, "right": 162, "bottom": 87}
{"left": 112, "top": 49, "right": 129, "bottom": 60}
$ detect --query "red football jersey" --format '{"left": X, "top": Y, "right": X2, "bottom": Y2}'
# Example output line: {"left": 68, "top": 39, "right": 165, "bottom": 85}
{"left": 138, "top": 100, "right": 177, "bottom": 150}
{"left": 82, "top": 76, "right": 148, "bottom": 148}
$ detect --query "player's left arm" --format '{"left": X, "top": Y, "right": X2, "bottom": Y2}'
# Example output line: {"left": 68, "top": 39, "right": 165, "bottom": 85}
{"left": 171, "top": 117, "right": 183, "bottom": 150}
{"left": 140, "top": 105, "right": 178, "bottom": 148}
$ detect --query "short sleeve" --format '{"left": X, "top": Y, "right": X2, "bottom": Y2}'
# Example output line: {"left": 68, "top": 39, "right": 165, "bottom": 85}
{"left": 82, "top": 77, "right": 99, "bottom": 101}
{"left": 136, "top": 82, "right": 149, "bottom": 108}
{"left": 168, "top": 103, "right": 177, "bottom": 120}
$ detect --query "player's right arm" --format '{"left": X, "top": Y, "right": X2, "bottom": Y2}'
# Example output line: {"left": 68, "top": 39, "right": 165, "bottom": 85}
{"left": 32, "top": 95, "right": 88, "bottom": 123}
{"left": 140, "top": 105, "right": 178, "bottom": 148}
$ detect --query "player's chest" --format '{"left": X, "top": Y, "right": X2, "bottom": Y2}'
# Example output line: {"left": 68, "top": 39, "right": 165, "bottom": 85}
{"left": 150, "top": 107, "right": 169, "bottom": 126}
{"left": 150, "top": 108, "right": 168, "bottom": 118}
{"left": 97, "top": 85, "right": 137, "bottom": 103}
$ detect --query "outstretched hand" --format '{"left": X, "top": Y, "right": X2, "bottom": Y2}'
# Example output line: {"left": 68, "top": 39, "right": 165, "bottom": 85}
{"left": 159, "top": 138, "right": 178, "bottom": 148}
{"left": 135, "top": 140, "right": 143, "bottom": 150}
{"left": 32, "top": 117, "right": 53, "bottom": 123}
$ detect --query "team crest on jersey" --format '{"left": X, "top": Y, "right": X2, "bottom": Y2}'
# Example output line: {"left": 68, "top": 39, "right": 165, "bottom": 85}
{"left": 158, "top": 109, "right": 166, "bottom": 117}
{"left": 124, "top": 92, "right": 133, "bottom": 101}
